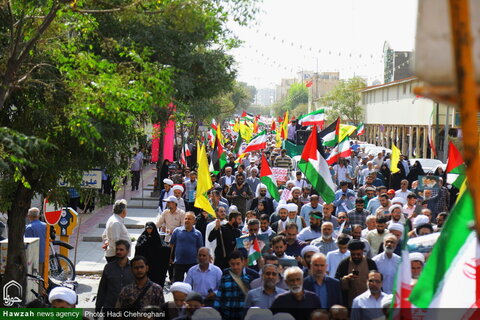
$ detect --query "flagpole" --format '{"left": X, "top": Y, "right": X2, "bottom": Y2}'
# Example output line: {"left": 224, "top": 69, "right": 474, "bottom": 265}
{"left": 448, "top": 0, "right": 480, "bottom": 237}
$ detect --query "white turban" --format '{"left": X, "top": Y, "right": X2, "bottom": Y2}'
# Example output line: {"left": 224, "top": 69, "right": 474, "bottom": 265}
{"left": 409, "top": 252, "right": 425, "bottom": 264}
{"left": 287, "top": 203, "right": 298, "bottom": 212}
{"left": 389, "top": 204, "right": 403, "bottom": 214}
{"left": 388, "top": 222, "right": 404, "bottom": 234}
{"left": 163, "top": 178, "right": 174, "bottom": 185}
{"left": 291, "top": 187, "right": 301, "bottom": 193}
{"left": 276, "top": 204, "right": 289, "bottom": 213}
{"left": 300, "top": 245, "right": 320, "bottom": 258}
{"left": 170, "top": 282, "right": 192, "bottom": 295}
{"left": 413, "top": 215, "right": 430, "bottom": 228}
{"left": 48, "top": 286, "right": 77, "bottom": 305}
{"left": 172, "top": 185, "right": 184, "bottom": 193}
{"left": 391, "top": 197, "right": 406, "bottom": 206}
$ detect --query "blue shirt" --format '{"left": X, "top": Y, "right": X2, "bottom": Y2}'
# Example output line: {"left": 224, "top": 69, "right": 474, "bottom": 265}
{"left": 314, "top": 281, "right": 328, "bottom": 308}
{"left": 184, "top": 263, "right": 223, "bottom": 297}
{"left": 245, "top": 286, "right": 286, "bottom": 309}
{"left": 170, "top": 226, "right": 203, "bottom": 264}
{"left": 25, "top": 219, "right": 46, "bottom": 263}
{"left": 300, "top": 203, "right": 323, "bottom": 226}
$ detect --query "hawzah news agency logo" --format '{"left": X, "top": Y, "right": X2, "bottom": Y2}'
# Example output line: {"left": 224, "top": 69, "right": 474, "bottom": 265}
{"left": 3, "top": 280, "right": 22, "bottom": 306}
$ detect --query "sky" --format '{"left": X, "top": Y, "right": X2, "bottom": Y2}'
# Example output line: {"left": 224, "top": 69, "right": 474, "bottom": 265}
{"left": 228, "top": 0, "right": 418, "bottom": 89}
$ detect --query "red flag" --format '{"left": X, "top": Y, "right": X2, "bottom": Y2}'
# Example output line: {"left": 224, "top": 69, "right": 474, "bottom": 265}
{"left": 305, "top": 80, "right": 313, "bottom": 87}
{"left": 270, "top": 121, "right": 276, "bottom": 132}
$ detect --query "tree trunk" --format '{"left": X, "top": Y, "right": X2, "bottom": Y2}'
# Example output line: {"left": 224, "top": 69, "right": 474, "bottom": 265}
{"left": 1, "top": 183, "right": 34, "bottom": 306}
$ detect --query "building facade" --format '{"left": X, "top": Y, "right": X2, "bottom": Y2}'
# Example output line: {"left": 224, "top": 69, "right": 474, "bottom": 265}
{"left": 359, "top": 77, "right": 460, "bottom": 161}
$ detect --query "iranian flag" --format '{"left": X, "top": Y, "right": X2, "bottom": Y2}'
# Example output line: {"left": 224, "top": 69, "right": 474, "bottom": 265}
{"left": 243, "top": 131, "right": 267, "bottom": 153}
{"left": 391, "top": 225, "right": 412, "bottom": 319}
{"left": 409, "top": 189, "right": 480, "bottom": 315}
{"left": 248, "top": 237, "right": 262, "bottom": 266}
{"left": 298, "top": 126, "right": 335, "bottom": 203}
{"left": 356, "top": 122, "right": 365, "bottom": 136}
{"left": 260, "top": 154, "right": 280, "bottom": 201}
{"left": 319, "top": 118, "right": 340, "bottom": 147}
{"left": 298, "top": 109, "right": 325, "bottom": 128}
{"left": 326, "top": 138, "right": 351, "bottom": 165}
{"left": 446, "top": 141, "right": 466, "bottom": 189}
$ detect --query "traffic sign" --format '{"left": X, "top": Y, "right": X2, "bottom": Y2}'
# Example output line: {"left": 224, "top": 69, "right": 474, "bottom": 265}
{"left": 53, "top": 207, "right": 78, "bottom": 236}
{"left": 43, "top": 198, "right": 62, "bottom": 225}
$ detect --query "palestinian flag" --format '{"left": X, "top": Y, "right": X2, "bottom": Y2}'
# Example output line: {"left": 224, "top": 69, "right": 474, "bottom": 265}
{"left": 248, "top": 237, "right": 262, "bottom": 266}
{"left": 319, "top": 118, "right": 340, "bottom": 147}
{"left": 243, "top": 131, "right": 267, "bottom": 153}
{"left": 298, "top": 109, "right": 325, "bottom": 128}
{"left": 298, "top": 126, "right": 335, "bottom": 203}
{"left": 356, "top": 122, "right": 365, "bottom": 136}
{"left": 260, "top": 154, "right": 280, "bottom": 201}
{"left": 409, "top": 189, "right": 479, "bottom": 313}
{"left": 326, "top": 138, "right": 351, "bottom": 165}
{"left": 233, "top": 132, "right": 243, "bottom": 155}
{"left": 241, "top": 111, "right": 255, "bottom": 122}
{"left": 210, "top": 131, "right": 227, "bottom": 174}
{"left": 446, "top": 141, "right": 466, "bottom": 189}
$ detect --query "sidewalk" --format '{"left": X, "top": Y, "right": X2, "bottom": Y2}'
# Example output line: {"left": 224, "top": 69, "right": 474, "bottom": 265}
{"left": 68, "top": 164, "right": 160, "bottom": 274}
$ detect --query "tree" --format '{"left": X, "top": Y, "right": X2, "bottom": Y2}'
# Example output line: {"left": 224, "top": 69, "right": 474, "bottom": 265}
{"left": 272, "top": 82, "right": 308, "bottom": 116}
{"left": 0, "top": 0, "right": 260, "bottom": 304}
{"left": 322, "top": 77, "right": 366, "bottom": 124}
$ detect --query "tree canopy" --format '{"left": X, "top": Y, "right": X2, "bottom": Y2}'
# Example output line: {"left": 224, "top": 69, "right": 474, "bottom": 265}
{"left": 321, "top": 76, "right": 366, "bottom": 124}
{"left": 272, "top": 82, "right": 308, "bottom": 116}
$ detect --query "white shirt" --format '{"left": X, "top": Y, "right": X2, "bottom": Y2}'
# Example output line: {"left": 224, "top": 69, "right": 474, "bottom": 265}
{"left": 205, "top": 220, "right": 227, "bottom": 259}
{"left": 333, "top": 165, "right": 348, "bottom": 182}
{"left": 395, "top": 189, "right": 411, "bottom": 202}
{"left": 102, "top": 214, "right": 131, "bottom": 258}
{"left": 372, "top": 251, "right": 401, "bottom": 294}
{"left": 294, "top": 179, "right": 308, "bottom": 189}
{"left": 326, "top": 249, "right": 350, "bottom": 276}
{"left": 351, "top": 290, "right": 391, "bottom": 320}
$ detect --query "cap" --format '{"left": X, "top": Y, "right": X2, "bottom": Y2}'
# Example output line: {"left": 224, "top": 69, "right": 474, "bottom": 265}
{"left": 48, "top": 286, "right": 77, "bottom": 305}
{"left": 163, "top": 195, "right": 178, "bottom": 204}
{"left": 163, "top": 178, "right": 174, "bottom": 185}
{"left": 387, "top": 189, "right": 395, "bottom": 195}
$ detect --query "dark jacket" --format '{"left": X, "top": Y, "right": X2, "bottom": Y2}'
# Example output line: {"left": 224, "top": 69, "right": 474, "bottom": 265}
{"left": 250, "top": 197, "right": 275, "bottom": 216}
{"left": 208, "top": 223, "right": 241, "bottom": 269}
{"left": 303, "top": 275, "right": 343, "bottom": 309}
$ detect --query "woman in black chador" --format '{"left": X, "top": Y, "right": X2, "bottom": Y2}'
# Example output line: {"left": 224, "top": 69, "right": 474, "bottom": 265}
{"left": 135, "top": 221, "right": 170, "bottom": 287}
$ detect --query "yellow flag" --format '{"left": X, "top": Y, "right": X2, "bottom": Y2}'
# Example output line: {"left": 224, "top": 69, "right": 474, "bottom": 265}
{"left": 339, "top": 124, "right": 357, "bottom": 142}
{"left": 194, "top": 143, "right": 215, "bottom": 216}
{"left": 240, "top": 121, "right": 253, "bottom": 142}
{"left": 281, "top": 111, "right": 289, "bottom": 140}
{"left": 390, "top": 144, "right": 401, "bottom": 174}
{"left": 217, "top": 122, "right": 224, "bottom": 145}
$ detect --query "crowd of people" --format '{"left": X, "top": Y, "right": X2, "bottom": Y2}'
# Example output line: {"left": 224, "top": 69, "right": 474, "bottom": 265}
{"left": 87, "top": 121, "right": 456, "bottom": 319}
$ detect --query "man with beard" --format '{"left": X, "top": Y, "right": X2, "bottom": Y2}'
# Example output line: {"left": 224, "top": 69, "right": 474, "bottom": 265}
{"left": 375, "top": 193, "right": 391, "bottom": 217}
{"left": 250, "top": 184, "right": 275, "bottom": 216}
{"left": 304, "top": 253, "right": 343, "bottom": 309}
{"left": 326, "top": 234, "right": 351, "bottom": 276}
{"left": 115, "top": 256, "right": 165, "bottom": 310}
{"left": 287, "top": 187, "right": 304, "bottom": 212}
{"left": 311, "top": 222, "right": 337, "bottom": 255}
{"left": 351, "top": 224, "right": 371, "bottom": 258}
{"left": 205, "top": 206, "right": 227, "bottom": 260}
{"left": 245, "top": 264, "right": 286, "bottom": 309}
{"left": 271, "top": 205, "right": 289, "bottom": 233}
{"left": 372, "top": 235, "right": 400, "bottom": 294}
{"left": 321, "top": 203, "right": 339, "bottom": 228}
{"left": 208, "top": 211, "right": 242, "bottom": 270}
{"left": 347, "top": 198, "right": 370, "bottom": 229}
{"left": 297, "top": 211, "right": 323, "bottom": 242}
{"left": 227, "top": 173, "right": 253, "bottom": 219}
{"left": 259, "top": 214, "right": 276, "bottom": 241}
{"left": 270, "top": 266, "right": 321, "bottom": 320}
{"left": 366, "top": 217, "right": 389, "bottom": 256}
{"left": 351, "top": 271, "right": 390, "bottom": 320}
{"left": 335, "top": 240, "right": 378, "bottom": 308}
{"left": 300, "top": 195, "right": 323, "bottom": 225}
{"left": 284, "top": 223, "right": 307, "bottom": 258}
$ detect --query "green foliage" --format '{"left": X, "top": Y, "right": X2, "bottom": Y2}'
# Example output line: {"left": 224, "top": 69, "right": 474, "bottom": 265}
{"left": 272, "top": 82, "right": 308, "bottom": 116}
{"left": 322, "top": 76, "right": 366, "bottom": 124}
